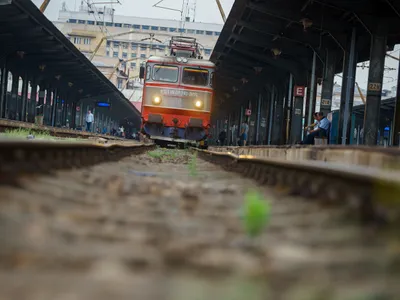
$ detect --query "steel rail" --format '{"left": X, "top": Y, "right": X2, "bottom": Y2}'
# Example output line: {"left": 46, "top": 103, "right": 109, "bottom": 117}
{"left": 0, "top": 140, "right": 155, "bottom": 180}
{"left": 196, "top": 148, "right": 400, "bottom": 225}
{"left": 0, "top": 119, "right": 124, "bottom": 140}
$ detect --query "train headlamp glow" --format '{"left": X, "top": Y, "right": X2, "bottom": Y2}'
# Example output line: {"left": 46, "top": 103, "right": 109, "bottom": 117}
{"left": 195, "top": 100, "right": 203, "bottom": 108}
{"left": 182, "top": 57, "right": 188, "bottom": 63}
{"left": 153, "top": 96, "right": 162, "bottom": 105}
{"left": 177, "top": 57, "right": 183, "bottom": 62}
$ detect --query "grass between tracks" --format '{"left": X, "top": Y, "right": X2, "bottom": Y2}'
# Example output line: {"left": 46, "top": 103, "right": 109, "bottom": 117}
{"left": 0, "top": 128, "right": 82, "bottom": 141}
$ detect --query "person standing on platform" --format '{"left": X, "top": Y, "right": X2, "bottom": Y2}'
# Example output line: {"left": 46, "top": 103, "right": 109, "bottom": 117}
{"left": 86, "top": 110, "right": 94, "bottom": 132}
{"left": 240, "top": 120, "right": 249, "bottom": 146}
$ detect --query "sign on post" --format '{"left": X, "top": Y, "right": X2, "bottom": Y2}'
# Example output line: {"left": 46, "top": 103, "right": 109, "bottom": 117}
{"left": 368, "top": 82, "right": 381, "bottom": 92}
{"left": 321, "top": 99, "right": 331, "bottom": 106}
{"left": 294, "top": 86, "right": 305, "bottom": 97}
{"left": 76, "top": 106, "right": 81, "bottom": 112}
{"left": 245, "top": 109, "right": 252, "bottom": 116}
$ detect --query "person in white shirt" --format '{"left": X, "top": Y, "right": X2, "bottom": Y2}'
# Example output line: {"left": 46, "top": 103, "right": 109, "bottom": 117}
{"left": 86, "top": 110, "right": 94, "bottom": 132}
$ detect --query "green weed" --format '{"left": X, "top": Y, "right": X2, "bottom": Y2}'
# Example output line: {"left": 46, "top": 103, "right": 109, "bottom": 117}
{"left": 188, "top": 152, "right": 198, "bottom": 177}
{"left": 242, "top": 190, "right": 271, "bottom": 238}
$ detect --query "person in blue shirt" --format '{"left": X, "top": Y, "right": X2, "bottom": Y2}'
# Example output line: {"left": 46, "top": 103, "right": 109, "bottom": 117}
{"left": 301, "top": 112, "right": 330, "bottom": 144}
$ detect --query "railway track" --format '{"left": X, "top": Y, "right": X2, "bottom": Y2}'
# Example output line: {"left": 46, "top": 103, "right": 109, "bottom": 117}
{"left": 1, "top": 142, "right": 400, "bottom": 299}
{"left": 0, "top": 118, "right": 124, "bottom": 140}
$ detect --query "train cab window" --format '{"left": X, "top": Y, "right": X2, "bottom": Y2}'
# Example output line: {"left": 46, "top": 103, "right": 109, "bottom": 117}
{"left": 182, "top": 68, "right": 209, "bottom": 86}
{"left": 153, "top": 65, "right": 178, "bottom": 83}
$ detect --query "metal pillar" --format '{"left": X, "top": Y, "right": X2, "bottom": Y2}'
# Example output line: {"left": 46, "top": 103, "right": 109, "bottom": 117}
{"left": 237, "top": 106, "right": 243, "bottom": 139}
{"left": 0, "top": 63, "right": 8, "bottom": 118}
{"left": 392, "top": 55, "right": 400, "bottom": 146}
{"left": 307, "top": 51, "right": 317, "bottom": 125}
{"left": 10, "top": 73, "right": 19, "bottom": 120}
{"left": 290, "top": 87, "right": 305, "bottom": 144}
{"left": 29, "top": 83, "right": 37, "bottom": 123}
{"left": 20, "top": 72, "right": 29, "bottom": 122}
{"left": 320, "top": 50, "right": 336, "bottom": 116}
{"left": 286, "top": 74, "right": 294, "bottom": 143}
{"left": 338, "top": 27, "right": 357, "bottom": 145}
{"left": 38, "top": 86, "right": 45, "bottom": 119}
{"left": 267, "top": 86, "right": 275, "bottom": 145}
{"left": 272, "top": 88, "right": 284, "bottom": 145}
{"left": 51, "top": 89, "right": 58, "bottom": 127}
{"left": 363, "top": 29, "right": 387, "bottom": 146}
{"left": 255, "top": 92, "right": 262, "bottom": 145}
{"left": 71, "top": 101, "right": 77, "bottom": 129}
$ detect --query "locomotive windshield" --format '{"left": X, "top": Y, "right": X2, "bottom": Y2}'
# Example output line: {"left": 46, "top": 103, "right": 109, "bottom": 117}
{"left": 182, "top": 68, "right": 209, "bottom": 86}
{"left": 153, "top": 65, "right": 179, "bottom": 83}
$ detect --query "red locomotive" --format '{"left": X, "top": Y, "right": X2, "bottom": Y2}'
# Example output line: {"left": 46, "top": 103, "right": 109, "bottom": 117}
{"left": 139, "top": 36, "right": 215, "bottom": 148}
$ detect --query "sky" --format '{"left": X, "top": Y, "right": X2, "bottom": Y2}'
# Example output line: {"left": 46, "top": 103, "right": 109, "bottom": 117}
{"left": 32, "top": 0, "right": 399, "bottom": 92}
{"left": 32, "top": 0, "right": 234, "bottom": 24}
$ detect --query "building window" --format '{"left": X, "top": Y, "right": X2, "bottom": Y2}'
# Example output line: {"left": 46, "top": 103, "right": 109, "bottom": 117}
{"left": 142, "top": 25, "right": 150, "bottom": 30}
{"left": 115, "top": 23, "right": 122, "bottom": 27}
{"left": 204, "top": 49, "right": 211, "bottom": 55}
{"left": 113, "top": 41, "right": 120, "bottom": 47}
{"left": 106, "top": 51, "right": 110, "bottom": 56}
{"left": 78, "top": 20, "right": 85, "bottom": 24}
{"left": 96, "top": 21, "right": 104, "bottom": 26}
{"left": 123, "top": 24, "right": 131, "bottom": 28}
{"left": 187, "top": 29, "right": 195, "bottom": 34}
{"left": 133, "top": 24, "right": 140, "bottom": 29}
{"left": 73, "top": 37, "right": 82, "bottom": 44}
{"left": 169, "top": 28, "right": 177, "bottom": 32}
{"left": 106, "top": 41, "right": 111, "bottom": 46}
{"left": 122, "top": 43, "right": 128, "bottom": 49}
{"left": 69, "top": 19, "right": 77, "bottom": 23}
{"left": 151, "top": 26, "right": 159, "bottom": 31}
{"left": 206, "top": 31, "right": 213, "bottom": 35}
{"left": 131, "top": 53, "right": 137, "bottom": 58}
{"left": 214, "top": 32, "right": 221, "bottom": 36}
{"left": 140, "top": 54, "right": 146, "bottom": 58}
{"left": 131, "top": 43, "right": 137, "bottom": 50}
{"left": 140, "top": 45, "right": 147, "bottom": 51}
{"left": 159, "top": 45, "right": 165, "bottom": 50}
{"left": 83, "top": 38, "right": 91, "bottom": 45}
{"left": 87, "top": 20, "right": 95, "bottom": 25}
{"left": 160, "top": 27, "right": 167, "bottom": 31}
{"left": 130, "top": 62, "right": 136, "bottom": 69}
{"left": 178, "top": 28, "right": 185, "bottom": 33}
{"left": 196, "top": 30, "right": 204, "bottom": 35}
{"left": 113, "top": 52, "right": 118, "bottom": 58}
{"left": 122, "top": 52, "right": 127, "bottom": 58}
{"left": 105, "top": 22, "right": 113, "bottom": 27}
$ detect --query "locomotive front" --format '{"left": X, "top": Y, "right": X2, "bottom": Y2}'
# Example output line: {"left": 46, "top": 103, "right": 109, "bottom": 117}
{"left": 141, "top": 56, "right": 214, "bottom": 147}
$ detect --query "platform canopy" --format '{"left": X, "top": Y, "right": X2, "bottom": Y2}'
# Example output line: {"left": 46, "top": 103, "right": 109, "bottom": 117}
{"left": 0, "top": 0, "right": 140, "bottom": 119}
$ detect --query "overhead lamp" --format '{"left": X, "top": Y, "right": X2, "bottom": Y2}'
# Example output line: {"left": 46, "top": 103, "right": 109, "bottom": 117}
{"left": 38, "top": 64, "right": 46, "bottom": 71}
{"left": 254, "top": 66, "right": 263, "bottom": 74}
{"left": 271, "top": 48, "right": 282, "bottom": 58}
{"left": 300, "top": 18, "right": 313, "bottom": 31}
{"left": 55, "top": 75, "right": 61, "bottom": 80}
{"left": 16, "top": 51, "right": 25, "bottom": 59}
{"left": 241, "top": 78, "right": 248, "bottom": 84}
{"left": 68, "top": 82, "right": 73, "bottom": 87}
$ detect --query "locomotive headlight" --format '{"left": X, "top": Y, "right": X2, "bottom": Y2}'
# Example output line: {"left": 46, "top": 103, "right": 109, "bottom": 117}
{"left": 153, "top": 96, "right": 162, "bottom": 105}
{"left": 177, "top": 57, "right": 183, "bottom": 62}
{"left": 182, "top": 57, "right": 188, "bottom": 63}
{"left": 195, "top": 100, "right": 203, "bottom": 108}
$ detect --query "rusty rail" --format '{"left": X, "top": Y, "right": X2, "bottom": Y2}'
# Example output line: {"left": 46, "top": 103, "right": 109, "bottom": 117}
{"left": 197, "top": 148, "right": 400, "bottom": 225}
{"left": 0, "top": 140, "right": 155, "bottom": 180}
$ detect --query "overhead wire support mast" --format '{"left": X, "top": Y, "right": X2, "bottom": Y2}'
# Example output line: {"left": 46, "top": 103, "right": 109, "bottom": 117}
{"left": 215, "top": 0, "right": 226, "bottom": 22}
{"left": 39, "top": 0, "right": 51, "bottom": 12}
{"left": 89, "top": 30, "right": 137, "bottom": 61}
